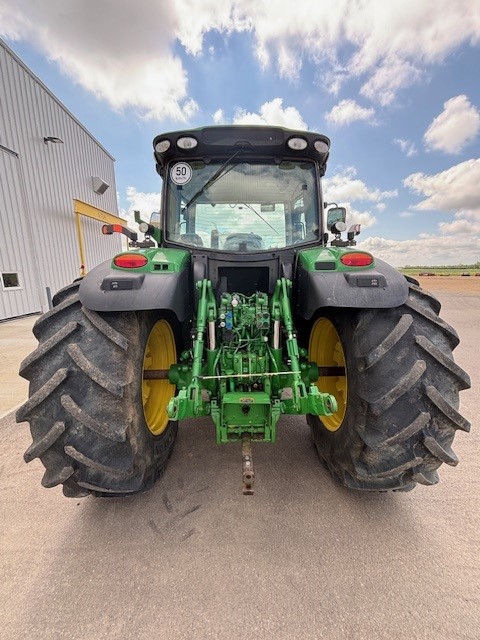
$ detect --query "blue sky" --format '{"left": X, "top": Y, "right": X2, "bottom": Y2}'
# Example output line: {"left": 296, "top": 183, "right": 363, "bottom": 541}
{"left": 1, "top": 0, "right": 480, "bottom": 266}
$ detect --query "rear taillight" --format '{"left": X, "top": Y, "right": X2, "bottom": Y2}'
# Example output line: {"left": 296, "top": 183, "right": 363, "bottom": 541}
{"left": 340, "top": 252, "right": 374, "bottom": 267}
{"left": 113, "top": 254, "right": 148, "bottom": 269}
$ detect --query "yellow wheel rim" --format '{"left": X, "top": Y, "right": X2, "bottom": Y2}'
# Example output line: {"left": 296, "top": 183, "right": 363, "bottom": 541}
{"left": 142, "top": 320, "right": 176, "bottom": 436}
{"left": 308, "top": 317, "right": 347, "bottom": 432}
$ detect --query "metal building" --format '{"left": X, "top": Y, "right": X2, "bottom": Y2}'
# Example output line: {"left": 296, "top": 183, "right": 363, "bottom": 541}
{"left": 0, "top": 38, "right": 121, "bottom": 320}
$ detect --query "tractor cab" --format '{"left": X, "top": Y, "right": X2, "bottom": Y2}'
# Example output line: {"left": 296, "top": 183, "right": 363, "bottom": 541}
{"left": 151, "top": 126, "right": 330, "bottom": 295}
{"left": 153, "top": 127, "right": 330, "bottom": 254}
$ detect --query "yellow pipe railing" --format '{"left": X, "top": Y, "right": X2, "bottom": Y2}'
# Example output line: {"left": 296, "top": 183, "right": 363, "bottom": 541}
{"left": 73, "top": 199, "right": 127, "bottom": 275}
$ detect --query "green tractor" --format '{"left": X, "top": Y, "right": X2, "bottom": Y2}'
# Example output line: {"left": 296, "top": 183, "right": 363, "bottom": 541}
{"left": 17, "top": 126, "right": 471, "bottom": 497}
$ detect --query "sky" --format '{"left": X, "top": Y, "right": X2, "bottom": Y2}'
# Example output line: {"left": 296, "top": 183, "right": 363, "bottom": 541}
{"left": 1, "top": 0, "right": 480, "bottom": 266}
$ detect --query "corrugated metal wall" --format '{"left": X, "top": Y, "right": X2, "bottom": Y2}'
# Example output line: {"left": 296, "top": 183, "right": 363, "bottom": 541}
{"left": 0, "top": 145, "right": 42, "bottom": 318}
{"left": 0, "top": 39, "right": 121, "bottom": 320}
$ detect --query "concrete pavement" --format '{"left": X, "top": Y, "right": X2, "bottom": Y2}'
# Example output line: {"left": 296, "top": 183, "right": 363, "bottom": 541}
{"left": 0, "top": 314, "right": 38, "bottom": 418}
{"left": 1, "top": 290, "right": 478, "bottom": 639}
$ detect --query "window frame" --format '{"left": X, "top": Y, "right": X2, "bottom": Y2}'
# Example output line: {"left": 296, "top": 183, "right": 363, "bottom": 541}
{"left": 1, "top": 271, "right": 23, "bottom": 291}
{"left": 162, "top": 157, "right": 322, "bottom": 253}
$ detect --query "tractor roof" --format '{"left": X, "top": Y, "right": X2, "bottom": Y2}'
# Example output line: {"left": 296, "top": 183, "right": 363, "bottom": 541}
{"left": 153, "top": 125, "right": 331, "bottom": 176}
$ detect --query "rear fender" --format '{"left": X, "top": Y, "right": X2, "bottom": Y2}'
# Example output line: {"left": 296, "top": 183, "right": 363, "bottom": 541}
{"left": 296, "top": 257, "right": 409, "bottom": 319}
{"left": 79, "top": 260, "right": 190, "bottom": 321}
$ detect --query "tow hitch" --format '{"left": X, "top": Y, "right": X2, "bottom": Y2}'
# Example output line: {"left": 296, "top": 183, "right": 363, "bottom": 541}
{"left": 242, "top": 434, "right": 254, "bottom": 495}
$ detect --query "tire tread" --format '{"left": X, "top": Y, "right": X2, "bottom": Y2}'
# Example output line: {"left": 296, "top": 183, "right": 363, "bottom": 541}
{"left": 310, "top": 281, "right": 470, "bottom": 491}
{"left": 16, "top": 284, "right": 178, "bottom": 497}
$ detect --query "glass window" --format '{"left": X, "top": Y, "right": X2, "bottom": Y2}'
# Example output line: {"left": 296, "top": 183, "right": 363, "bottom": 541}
{"left": 149, "top": 211, "right": 161, "bottom": 228}
{"left": 165, "top": 160, "right": 319, "bottom": 251}
{"left": 1, "top": 272, "right": 21, "bottom": 289}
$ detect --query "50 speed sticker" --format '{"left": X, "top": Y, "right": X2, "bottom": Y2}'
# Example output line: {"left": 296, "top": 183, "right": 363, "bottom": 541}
{"left": 170, "top": 162, "right": 192, "bottom": 185}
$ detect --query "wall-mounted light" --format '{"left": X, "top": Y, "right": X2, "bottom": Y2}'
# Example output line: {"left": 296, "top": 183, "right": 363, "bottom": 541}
{"left": 92, "top": 176, "right": 109, "bottom": 195}
{"left": 43, "top": 136, "right": 64, "bottom": 144}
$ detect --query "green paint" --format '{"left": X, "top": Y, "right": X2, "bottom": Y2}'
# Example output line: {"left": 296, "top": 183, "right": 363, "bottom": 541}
{"left": 298, "top": 246, "right": 376, "bottom": 272}
{"left": 167, "top": 277, "right": 337, "bottom": 443}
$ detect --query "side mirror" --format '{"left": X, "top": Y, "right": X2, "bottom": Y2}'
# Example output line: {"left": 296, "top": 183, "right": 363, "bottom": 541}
{"left": 326, "top": 206, "right": 347, "bottom": 231}
{"left": 149, "top": 211, "right": 161, "bottom": 228}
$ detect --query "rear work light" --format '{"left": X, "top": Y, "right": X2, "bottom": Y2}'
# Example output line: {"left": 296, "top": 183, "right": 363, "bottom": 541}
{"left": 177, "top": 136, "right": 198, "bottom": 150}
{"left": 287, "top": 137, "right": 308, "bottom": 150}
{"left": 314, "top": 140, "right": 329, "bottom": 155}
{"left": 340, "top": 252, "right": 374, "bottom": 267}
{"left": 114, "top": 254, "right": 148, "bottom": 269}
{"left": 155, "top": 139, "right": 171, "bottom": 153}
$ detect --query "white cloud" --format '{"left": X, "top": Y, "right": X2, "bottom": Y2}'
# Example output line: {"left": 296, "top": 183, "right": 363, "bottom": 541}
{"left": 2, "top": 1, "right": 479, "bottom": 120}
{"left": 394, "top": 138, "right": 417, "bottom": 157}
{"left": 237, "top": 0, "right": 480, "bottom": 103}
{"left": 0, "top": 0, "right": 202, "bottom": 121}
{"left": 358, "top": 234, "right": 480, "bottom": 267}
{"left": 363, "top": 169, "right": 480, "bottom": 266}
{"left": 323, "top": 167, "right": 397, "bottom": 203}
{"left": 175, "top": 1, "right": 241, "bottom": 55}
{"left": 325, "top": 100, "right": 376, "bottom": 127}
{"left": 343, "top": 207, "right": 377, "bottom": 230}
{"left": 120, "top": 186, "right": 161, "bottom": 229}
{"left": 404, "top": 159, "right": 480, "bottom": 211}
{"left": 232, "top": 98, "right": 307, "bottom": 129}
{"left": 439, "top": 210, "right": 480, "bottom": 235}
{"left": 319, "top": 68, "right": 348, "bottom": 96}
{"left": 213, "top": 108, "right": 226, "bottom": 124}
{"left": 323, "top": 166, "right": 401, "bottom": 231}
{"left": 359, "top": 57, "right": 422, "bottom": 106}
{"left": 424, "top": 95, "right": 480, "bottom": 153}
{"left": 399, "top": 211, "right": 414, "bottom": 218}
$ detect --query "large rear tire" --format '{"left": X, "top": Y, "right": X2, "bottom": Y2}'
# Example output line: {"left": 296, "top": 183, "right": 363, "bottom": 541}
{"left": 16, "top": 282, "right": 179, "bottom": 497}
{"left": 307, "top": 279, "right": 471, "bottom": 491}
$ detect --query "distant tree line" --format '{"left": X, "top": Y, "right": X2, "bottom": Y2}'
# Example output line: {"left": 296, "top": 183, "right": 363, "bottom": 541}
{"left": 402, "top": 262, "right": 480, "bottom": 269}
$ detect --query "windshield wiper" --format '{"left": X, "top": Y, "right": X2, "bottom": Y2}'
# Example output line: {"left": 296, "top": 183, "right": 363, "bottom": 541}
{"left": 181, "top": 147, "right": 245, "bottom": 212}
{"left": 242, "top": 203, "right": 279, "bottom": 235}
